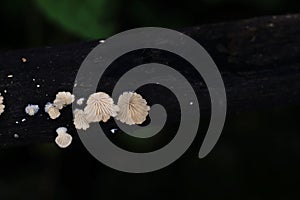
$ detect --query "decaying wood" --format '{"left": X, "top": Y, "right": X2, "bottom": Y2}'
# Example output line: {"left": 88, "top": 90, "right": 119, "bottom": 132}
{"left": 0, "top": 14, "right": 299, "bottom": 146}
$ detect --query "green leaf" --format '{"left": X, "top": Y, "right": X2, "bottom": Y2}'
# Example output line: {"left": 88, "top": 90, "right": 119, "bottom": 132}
{"left": 34, "top": 0, "right": 118, "bottom": 39}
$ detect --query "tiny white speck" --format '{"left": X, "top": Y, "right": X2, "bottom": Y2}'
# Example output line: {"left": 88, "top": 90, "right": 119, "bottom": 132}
{"left": 99, "top": 40, "right": 105, "bottom": 43}
{"left": 189, "top": 102, "right": 193, "bottom": 105}
{"left": 15, "top": 121, "right": 19, "bottom": 124}
{"left": 4, "top": 90, "right": 7, "bottom": 93}
{"left": 32, "top": 78, "right": 36, "bottom": 81}
{"left": 7, "top": 75, "right": 13, "bottom": 78}
{"left": 21, "top": 57, "right": 27, "bottom": 63}
{"left": 21, "top": 118, "right": 26, "bottom": 122}
{"left": 36, "top": 85, "right": 40, "bottom": 88}
{"left": 14, "top": 134, "right": 19, "bottom": 138}
{"left": 110, "top": 128, "right": 118, "bottom": 134}
{"left": 74, "top": 83, "right": 77, "bottom": 87}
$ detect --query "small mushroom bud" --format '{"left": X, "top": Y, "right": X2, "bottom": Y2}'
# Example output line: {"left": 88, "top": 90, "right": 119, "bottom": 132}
{"left": 55, "top": 127, "right": 72, "bottom": 148}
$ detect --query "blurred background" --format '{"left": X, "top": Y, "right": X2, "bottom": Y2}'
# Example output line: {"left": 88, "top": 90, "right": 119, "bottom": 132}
{"left": 1, "top": 0, "right": 300, "bottom": 50}
{"left": 0, "top": 0, "right": 300, "bottom": 199}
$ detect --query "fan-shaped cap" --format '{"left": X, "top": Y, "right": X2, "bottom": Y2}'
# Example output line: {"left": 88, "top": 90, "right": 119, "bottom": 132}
{"left": 116, "top": 92, "right": 150, "bottom": 125}
{"left": 53, "top": 91, "right": 75, "bottom": 109}
{"left": 55, "top": 127, "right": 72, "bottom": 148}
{"left": 73, "top": 109, "right": 90, "bottom": 130}
{"left": 84, "top": 92, "right": 119, "bottom": 123}
{"left": 45, "top": 102, "right": 60, "bottom": 119}
{"left": 25, "top": 104, "right": 39, "bottom": 116}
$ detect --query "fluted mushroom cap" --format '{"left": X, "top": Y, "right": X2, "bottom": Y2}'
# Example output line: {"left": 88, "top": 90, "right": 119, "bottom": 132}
{"left": 45, "top": 102, "right": 61, "bottom": 119}
{"left": 54, "top": 91, "right": 75, "bottom": 109}
{"left": 55, "top": 127, "right": 72, "bottom": 148}
{"left": 116, "top": 92, "right": 150, "bottom": 125}
{"left": 73, "top": 109, "right": 90, "bottom": 130}
{"left": 84, "top": 92, "right": 119, "bottom": 122}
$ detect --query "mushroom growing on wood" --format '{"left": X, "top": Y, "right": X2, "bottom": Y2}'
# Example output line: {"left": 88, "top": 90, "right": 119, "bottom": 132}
{"left": 116, "top": 92, "right": 150, "bottom": 125}
{"left": 84, "top": 92, "right": 119, "bottom": 123}
{"left": 53, "top": 91, "right": 75, "bottom": 109}
{"left": 55, "top": 127, "right": 72, "bottom": 148}
{"left": 25, "top": 104, "right": 39, "bottom": 116}
{"left": 45, "top": 102, "right": 60, "bottom": 119}
{"left": 73, "top": 109, "right": 90, "bottom": 130}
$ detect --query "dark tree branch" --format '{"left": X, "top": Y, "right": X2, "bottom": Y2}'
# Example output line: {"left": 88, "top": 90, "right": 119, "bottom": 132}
{"left": 0, "top": 14, "right": 299, "bottom": 146}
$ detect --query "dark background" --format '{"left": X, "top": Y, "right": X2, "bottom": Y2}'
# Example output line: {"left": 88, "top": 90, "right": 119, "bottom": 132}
{"left": 0, "top": 0, "right": 300, "bottom": 199}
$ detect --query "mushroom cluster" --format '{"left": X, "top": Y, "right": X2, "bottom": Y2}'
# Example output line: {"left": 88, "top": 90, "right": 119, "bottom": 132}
{"left": 73, "top": 92, "right": 119, "bottom": 130}
{"left": 45, "top": 91, "right": 75, "bottom": 119}
{"left": 73, "top": 91, "right": 150, "bottom": 130}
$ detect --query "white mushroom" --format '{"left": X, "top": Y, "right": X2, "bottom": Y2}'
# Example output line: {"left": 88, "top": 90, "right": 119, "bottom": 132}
{"left": 45, "top": 102, "right": 60, "bottom": 119}
{"left": 25, "top": 104, "right": 39, "bottom": 116}
{"left": 0, "top": 96, "right": 4, "bottom": 116}
{"left": 73, "top": 109, "right": 90, "bottom": 130}
{"left": 76, "top": 97, "right": 85, "bottom": 105}
{"left": 116, "top": 92, "right": 150, "bottom": 125}
{"left": 84, "top": 92, "right": 119, "bottom": 123}
{"left": 55, "top": 127, "right": 72, "bottom": 148}
{"left": 53, "top": 91, "right": 75, "bottom": 109}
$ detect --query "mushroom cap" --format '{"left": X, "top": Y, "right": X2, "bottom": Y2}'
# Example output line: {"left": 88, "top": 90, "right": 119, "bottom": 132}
{"left": 55, "top": 132, "right": 72, "bottom": 148}
{"left": 116, "top": 92, "right": 150, "bottom": 125}
{"left": 84, "top": 92, "right": 119, "bottom": 122}
{"left": 54, "top": 91, "right": 75, "bottom": 109}
{"left": 73, "top": 109, "right": 90, "bottom": 130}
{"left": 48, "top": 106, "right": 61, "bottom": 119}
{"left": 25, "top": 104, "right": 39, "bottom": 116}
{"left": 0, "top": 96, "right": 3, "bottom": 104}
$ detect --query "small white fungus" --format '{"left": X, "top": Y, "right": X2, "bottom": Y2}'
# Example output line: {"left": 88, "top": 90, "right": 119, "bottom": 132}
{"left": 45, "top": 102, "right": 60, "bottom": 119}
{"left": 116, "top": 92, "right": 150, "bottom": 125}
{"left": 55, "top": 127, "right": 72, "bottom": 148}
{"left": 53, "top": 91, "right": 75, "bottom": 109}
{"left": 73, "top": 109, "right": 90, "bottom": 130}
{"left": 25, "top": 104, "right": 39, "bottom": 116}
{"left": 76, "top": 98, "right": 85, "bottom": 105}
{"left": 84, "top": 92, "right": 119, "bottom": 123}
